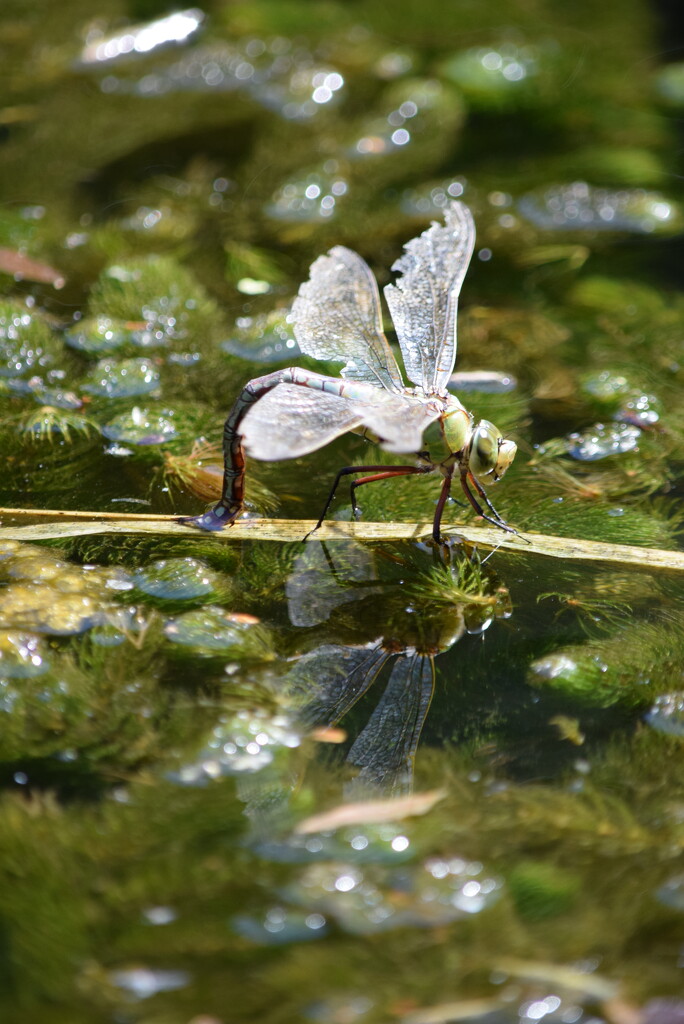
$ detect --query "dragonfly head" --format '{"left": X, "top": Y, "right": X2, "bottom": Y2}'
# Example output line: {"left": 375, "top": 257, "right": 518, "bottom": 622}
{"left": 468, "top": 420, "right": 517, "bottom": 482}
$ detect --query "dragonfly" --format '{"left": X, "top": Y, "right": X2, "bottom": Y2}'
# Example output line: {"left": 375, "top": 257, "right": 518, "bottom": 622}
{"left": 181, "top": 201, "right": 517, "bottom": 542}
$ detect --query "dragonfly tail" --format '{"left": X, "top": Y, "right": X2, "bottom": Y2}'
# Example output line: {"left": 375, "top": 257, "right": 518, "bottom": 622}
{"left": 177, "top": 501, "right": 242, "bottom": 531}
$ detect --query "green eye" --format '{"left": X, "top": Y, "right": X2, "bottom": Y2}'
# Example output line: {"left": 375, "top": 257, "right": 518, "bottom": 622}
{"left": 476, "top": 431, "right": 496, "bottom": 465}
{"left": 468, "top": 421, "right": 517, "bottom": 480}
{"left": 469, "top": 420, "right": 499, "bottom": 476}
{"left": 494, "top": 438, "right": 517, "bottom": 480}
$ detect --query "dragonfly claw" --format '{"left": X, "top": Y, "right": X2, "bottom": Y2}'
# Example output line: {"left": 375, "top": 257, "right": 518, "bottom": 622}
{"left": 178, "top": 503, "right": 241, "bottom": 531}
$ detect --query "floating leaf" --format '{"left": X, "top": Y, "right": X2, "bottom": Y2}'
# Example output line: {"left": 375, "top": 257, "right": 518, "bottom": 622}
{"left": 1, "top": 511, "right": 684, "bottom": 572}
{"left": 0, "top": 247, "right": 65, "bottom": 288}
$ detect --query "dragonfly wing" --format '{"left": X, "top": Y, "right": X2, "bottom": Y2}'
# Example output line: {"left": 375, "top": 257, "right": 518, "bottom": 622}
{"left": 241, "top": 382, "right": 363, "bottom": 460}
{"left": 352, "top": 391, "right": 443, "bottom": 454}
{"left": 241, "top": 379, "right": 438, "bottom": 460}
{"left": 292, "top": 245, "right": 404, "bottom": 393}
{"left": 286, "top": 541, "right": 383, "bottom": 628}
{"left": 284, "top": 643, "right": 393, "bottom": 729}
{"left": 384, "top": 201, "right": 475, "bottom": 395}
{"left": 347, "top": 654, "right": 435, "bottom": 795}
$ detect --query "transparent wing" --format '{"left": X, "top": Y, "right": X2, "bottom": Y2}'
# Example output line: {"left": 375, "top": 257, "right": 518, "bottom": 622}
{"left": 242, "top": 381, "right": 442, "bottom": 460}
{"left": 351, "top": 389, "right": 443, "bottom": 454}
{"left": 384, "top": 202, "right": 475, "bottom": 395}
{"left": 240, "top": 382, "right": 363, "bottom": 461}
{"left": 347, "top": 654, "right": 435, "bottom": 796}
{"left": 292, "top": 245, "right": 404, "bottom": 393}
{"left": 284, "top": 643, "right": 392, "bottom": 729}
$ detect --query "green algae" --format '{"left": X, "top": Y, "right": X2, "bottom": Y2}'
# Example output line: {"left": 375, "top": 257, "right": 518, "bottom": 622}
{"left": 87, "top": 256, "right": 225, "bottom": 346}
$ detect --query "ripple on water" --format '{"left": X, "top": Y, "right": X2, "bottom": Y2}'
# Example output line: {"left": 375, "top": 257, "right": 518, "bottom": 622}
{"left": 109, "top": 966, "right": 191, "bottom": 1000}
{"left": 0, "top": 547, "right": 134, "bottom": 636}
{"left": 0, "top": 632, "right": 50, "bottom": 678}
{"left": 221, "top": 310, "right": 300, "bottom": 363}
{"left": 95, "top": 36, "right": 345, "bottom": 121}
{"left": 232, "top": 905, "right": 329, "bottom": 945}
{"left": 163, "top": 606, "right": 272, "bottom": 660}
{"left": 66, "top": 316, "right": 169, "bottom": 355}
{"left": 519, "top": 182, "right": 681, "bottom": 235}
{"left": 0, "top": 305, "right": 60, "bottom": 378}
{"left": 252, "top": 822, "right": 419, "bottom": 865}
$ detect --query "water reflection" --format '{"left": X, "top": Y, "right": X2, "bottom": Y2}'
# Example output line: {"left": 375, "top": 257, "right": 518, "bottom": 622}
{"left": 164, "top": 541, "right": 511, "bottom": 796}
{"left": 284, "top": 541, "right": 512, "bottom": 795}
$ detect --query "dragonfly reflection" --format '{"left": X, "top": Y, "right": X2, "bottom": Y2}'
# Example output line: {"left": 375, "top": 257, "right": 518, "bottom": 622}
{"left": 183, "top": 202, "right": 517, "bottom": 542}
{"left": 283, "top": 541, "right": 511, "bottom": 795}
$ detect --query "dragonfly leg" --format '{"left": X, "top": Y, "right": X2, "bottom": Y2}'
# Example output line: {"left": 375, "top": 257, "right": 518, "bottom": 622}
{"left": 459, "top": 467, "right": 517, "bottom": 534}
{"left": 306, "top": 464, "right": 427, "bottom": 539}
{"left": 432, "top": 469, "right": 455, "bottom": 543}
{"left": 467, "top": 471, "right": 511, "bottom": 525}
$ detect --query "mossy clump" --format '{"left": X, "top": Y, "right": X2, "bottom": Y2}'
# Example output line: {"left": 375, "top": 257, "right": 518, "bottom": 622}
{"left": 527, "top": 612, "right": 684, "bottom": 709}
{"left": 508, "top": 859, "right": 581, "bottom": 920}
{"left": 87, "top": 256, "right": 227, "bottom": 355}
{"left": 0, "top": 301, "right": 62, "bottom": 380}
{"left": 128, "top": 556, "right": 235, "bottom": 611}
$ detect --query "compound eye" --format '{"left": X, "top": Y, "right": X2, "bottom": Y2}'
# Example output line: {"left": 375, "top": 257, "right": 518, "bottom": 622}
{"left": 469, "top": 420, "right": 499, "bottom": 477}
{"left": 494, "top": 438, "right": 517, "bottom": 480}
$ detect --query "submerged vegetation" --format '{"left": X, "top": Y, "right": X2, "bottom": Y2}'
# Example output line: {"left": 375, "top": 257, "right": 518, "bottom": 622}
{"left": 0, "top": 0, "right": 683, "bottom": 1020}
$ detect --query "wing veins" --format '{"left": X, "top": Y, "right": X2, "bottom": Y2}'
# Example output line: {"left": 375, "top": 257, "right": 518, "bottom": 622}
{"left": 293, "top": 246, "right": 404, "bottom": 393}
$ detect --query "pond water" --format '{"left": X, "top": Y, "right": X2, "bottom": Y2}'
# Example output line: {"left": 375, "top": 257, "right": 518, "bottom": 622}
{"left": 0, "top": 1, "right": 683, "bottom": 1022}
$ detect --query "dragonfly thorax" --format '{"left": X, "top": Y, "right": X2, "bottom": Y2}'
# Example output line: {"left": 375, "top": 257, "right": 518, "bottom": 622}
{"left": 441, "top": 395, "right": 472, "bottom": 454}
